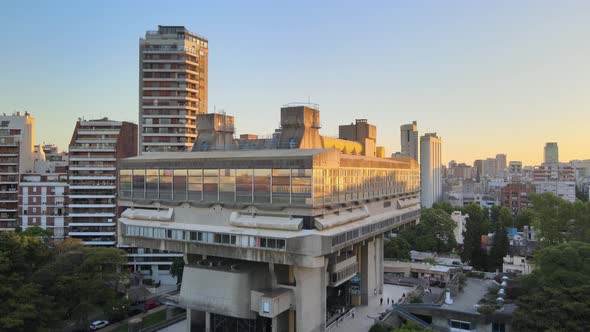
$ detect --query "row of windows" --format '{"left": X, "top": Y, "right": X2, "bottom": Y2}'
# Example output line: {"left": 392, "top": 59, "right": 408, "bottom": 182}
{"left": 120, "top": 166, "right": 420, "bottom": 207}
{"left": 331, "top": 209, "right": 420, "bottom": 247}
{"left": 125, "top": 225, "right": 287, "bottom": 251}
{"left": 119, "top": 168, "right": 312, "bottom": 205}
{"left": 331, "top": 263, "right": 358, "bottom": 284}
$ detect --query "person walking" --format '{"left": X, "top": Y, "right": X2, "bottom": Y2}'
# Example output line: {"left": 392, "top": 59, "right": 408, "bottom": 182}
{"left": 380, "top": 297, "right": 383, "bottom": 305}
{"left": 387, "top": 298, "right": 390, "bottom": 305}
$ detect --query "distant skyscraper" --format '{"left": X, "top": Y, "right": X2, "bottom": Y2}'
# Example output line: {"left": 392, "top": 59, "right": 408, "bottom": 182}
{"left": 544, "top": 142, "right": 559, "bottom": 164}
{"left": 496, "top": 154, "right": 507, "bottom": 172}
{"left": 420, "top": 133, "right": 442, "bottom": 208}
{"left": 139, "top": 25, "right": 209, "bottom": 153}
{"left": 400, "top": 121, "right": 419, "bottom": 161}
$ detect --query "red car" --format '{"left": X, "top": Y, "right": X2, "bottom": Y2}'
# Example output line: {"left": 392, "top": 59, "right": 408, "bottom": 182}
{"left": 144, "top": 300, "right": 160, "bottom": 311}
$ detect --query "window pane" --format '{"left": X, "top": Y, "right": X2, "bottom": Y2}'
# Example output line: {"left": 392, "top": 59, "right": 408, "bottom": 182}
{"left": 272, "top": 169, "right": 290, "bottom": 204}
{"left": 188, "top": 169, "right": 202, "bottom": 201}
{"left": 133, "top": 169, "right": 146, "bottom": 199}
{"left": 159, "top": 170, "right": 173, "bottom": 200}
{"left": 219, "top": 169, "right": 235, "bottom": 202}
{"left": 146, "top": 169, "right": 159, "bottom": 199}
{"left": 236, "top": 169, "right": 253, "bottom": 203}
{"left": 254, "top": 169, "right": 271, "bottom": 204}
{"left": 292, "top": 169, "right": 312, "bottom": 205}
{"left": 119, "top": 170, "right": 132, "bottom": 198}
{"left": 173, "top": 169, "right": 187, "bottom": 201}
{"left": 203, "top": 169, "right": 219, "bottom": 201}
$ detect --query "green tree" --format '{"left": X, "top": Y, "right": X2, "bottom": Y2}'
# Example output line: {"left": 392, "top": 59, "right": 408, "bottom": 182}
{"left": 530, "top": 193, "right": 574, "bottom": 245}
{"left": 490, "top": 205, "right": 501, "bottom": 224}
{"left": 401, "top": 208, "right": 457, "bottom": 253}
{"left": 497, "top": 207, "right": 514, "bottom": 228}
{"left": 432, "top": 202, "right": 455, "bottom": 215}
{"left": 460, "top": 203, "right": 488, "bottom": 270}
{"left": 488, "top": 227, "right": 509, "bottom": 272}
{"left": 513, "top": 242, "right": 590, "bottom": 332}
{"left": 570, "top": 200, "right": 590, "bottom": 242}
{"left": 384, "top": 237, "right": 411, "bottom": 260}
{"left": 171, "top": 257, "right": 185, "bottom": 284}
{"left": 0, "top": 233, "right": 129, "bottom": 331}
{"left": 0, "top": 232, "right": 53, "bottom": 331}
{"left": 514, "top": 209, "right": 534, "bottom": 231}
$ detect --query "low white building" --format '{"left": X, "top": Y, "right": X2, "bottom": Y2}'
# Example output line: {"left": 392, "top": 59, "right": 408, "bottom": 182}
{"left": 450, "top": 211, "right": 467, "bottom": 245}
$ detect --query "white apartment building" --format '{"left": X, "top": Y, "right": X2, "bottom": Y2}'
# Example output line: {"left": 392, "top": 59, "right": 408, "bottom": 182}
{"left": 420, "top": 133, "right": 442, "bottom": 208}
{"left": 0, "top": 112, "right": 35, "bottom": 231}
{"left": 68, "top": 118, "right": 137, "bottom": 245}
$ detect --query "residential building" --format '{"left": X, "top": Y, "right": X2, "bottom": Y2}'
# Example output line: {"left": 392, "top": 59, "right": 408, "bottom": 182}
{"left": 533, "top": 164, "right": 575, "bottom": 202}
{"left": 0, "top": 112, "right": 35, "bottom": 231}
{"left": 500, "top": 183, "right": 535, "bottom": 216}
{"left": 496, "top": 154, "right": 507, "bottom": 172}
{"left": 400, "top": 121, "right": 418, "bottom": 161}
{"left": 544, "top": 142, "right": 559, "bottom": 164}
{"left": 450, "top": 211, "right": 467, "bottom": 245}
{"left": 508, "top": 161, "right": 522, "bottom": 174}
{"left": 482, "top": 158, "right": 497, "bottom": 178}
{"left": 68, "top": 118, "right": 138, "bottom": 245}
{"left": 420, "top": 133, "right": 442, "bottom": 208}
{"left": 19, "top": 173, "right": 68, "bottom": 239}
{"left": 117, "top": 105, "right": 421, "bottom": 331}
{"left": 139, "top": 25, "right": 209, "bottom": 153}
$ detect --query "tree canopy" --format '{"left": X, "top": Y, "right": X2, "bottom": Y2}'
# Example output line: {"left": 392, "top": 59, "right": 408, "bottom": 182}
{"left": 384, "top": 237, "right": 411, "bottom": 260}
{"left": 0, "top": 230, "right": 129, "bottom": 331}
{"left": 512, "top": 241, "right": 590, "bottom": 332}
{"left": 400, "top": 208, "right": 457, "bottom": 253}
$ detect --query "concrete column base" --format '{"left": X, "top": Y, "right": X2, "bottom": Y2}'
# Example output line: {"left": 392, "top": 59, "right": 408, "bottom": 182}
{"left": 293, "top": 263, "right": 327, "bottom": 332}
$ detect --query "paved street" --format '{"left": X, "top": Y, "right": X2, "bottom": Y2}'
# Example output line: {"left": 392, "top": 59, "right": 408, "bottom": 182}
{"left": 330, "top": 284, "right": 414, "bottom": 332}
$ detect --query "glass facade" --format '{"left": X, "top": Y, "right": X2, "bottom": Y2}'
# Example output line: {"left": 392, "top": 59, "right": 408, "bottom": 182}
{"left": 119, "top": 166, "right": 418, "bottom": 206}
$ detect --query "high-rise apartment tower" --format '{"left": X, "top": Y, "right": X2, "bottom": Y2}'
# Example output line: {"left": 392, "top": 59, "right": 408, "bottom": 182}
{"left": 420, "top": 133, "right": 442, "bottom": 208}
{"left": 139, "top": 25, "right": 208, "bottom": 153}
{"left": 400, "top": 121, "right": 419, "bottom": 161}
{"left": 544, "top": 142, "right": 559, "bottom": 164}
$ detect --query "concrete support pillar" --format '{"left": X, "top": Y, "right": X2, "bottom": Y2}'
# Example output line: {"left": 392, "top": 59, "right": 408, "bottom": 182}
{"left": 187, "top": 309, "right": 205, "bottom": 332}
{"left": 151, "top": 264, "right": 160, "bottom": 283}
{"left": 205, "top": 312, "right": 211, "bottom": 332}
{"left": 293, "top": 263, "right": 327, "bottom": 332}
{"left": 375, "top": 235, "right": 384, "bottom": 295}
{"left": 360, "top": 239, "right": 376, "bottom": 305}
{"left": 272, "top": 317, "right": 278, "bottom": 332}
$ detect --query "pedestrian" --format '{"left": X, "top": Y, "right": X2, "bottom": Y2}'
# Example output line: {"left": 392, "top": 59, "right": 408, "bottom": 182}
{"left": 380, "top": 297, "right": 383, "bottom": 305}
{"left": 387, "top": 298, "right": 390, "bottom": 305}
{"left": 374, "top": 288, "right": 377, "bottom": 296}
{"left": 351, "top": 309, "right": 355, "bottom": 319}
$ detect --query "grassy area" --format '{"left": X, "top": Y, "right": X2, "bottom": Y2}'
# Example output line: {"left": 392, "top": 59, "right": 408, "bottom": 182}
{"left": 113, "top": 309, "right": 167, "bottom": 332}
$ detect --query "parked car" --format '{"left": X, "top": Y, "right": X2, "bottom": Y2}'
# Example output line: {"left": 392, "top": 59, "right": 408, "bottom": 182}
{"left": 144, "top": 300, "right": 160, "bottom": 311}
{"left": 89, "top": 320, "right": 109, "bottom": 330}
{"left": 127, "top": 308, "right": 143, "bottom": 317}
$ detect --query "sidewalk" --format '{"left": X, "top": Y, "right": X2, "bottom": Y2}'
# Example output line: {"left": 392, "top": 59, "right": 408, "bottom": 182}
{"left": 330, "top": 284, "right": 414, "bottom": 332}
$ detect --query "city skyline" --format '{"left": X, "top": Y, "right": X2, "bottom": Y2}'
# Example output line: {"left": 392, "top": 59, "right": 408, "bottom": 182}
{"left": 1, "top": 1, "right": 589, "bottom": 164}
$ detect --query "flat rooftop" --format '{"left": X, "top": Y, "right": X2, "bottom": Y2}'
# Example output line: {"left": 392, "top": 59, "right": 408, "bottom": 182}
{"left": 443, "top": 278, "right": 495, "bottom": 313}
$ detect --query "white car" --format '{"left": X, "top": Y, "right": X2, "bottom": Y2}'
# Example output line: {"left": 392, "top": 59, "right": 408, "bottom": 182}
{"left": 89, "top": 320, "right": 109, "bottom": 330}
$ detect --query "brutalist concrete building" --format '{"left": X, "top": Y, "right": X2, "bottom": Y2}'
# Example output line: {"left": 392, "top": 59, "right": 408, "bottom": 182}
{"left": 117, "top": 105, "right": 421, "bottom": 332}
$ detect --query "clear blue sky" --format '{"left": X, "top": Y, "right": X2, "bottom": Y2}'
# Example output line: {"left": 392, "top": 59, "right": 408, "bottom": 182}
{"left": 1, "top": 0, "right": 589, "bottom": 164}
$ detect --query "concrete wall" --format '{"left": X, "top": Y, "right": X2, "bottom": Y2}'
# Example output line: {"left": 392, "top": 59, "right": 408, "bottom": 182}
{"left": 294, "top": 264, "right": 327, "bottom": 332}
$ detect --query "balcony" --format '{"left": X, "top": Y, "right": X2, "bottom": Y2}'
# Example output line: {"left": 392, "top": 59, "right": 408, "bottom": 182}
{"left": 69, "top": 212, "right": 115, "bottom": 218}
{"left": 68, "top": 232, "right": 116, "bottom": 237}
